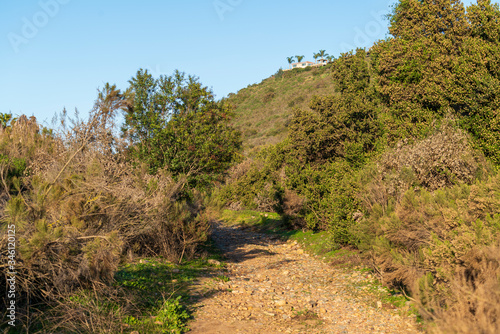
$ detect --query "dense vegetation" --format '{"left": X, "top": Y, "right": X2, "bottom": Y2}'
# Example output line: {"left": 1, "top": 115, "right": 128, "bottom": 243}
{"left": 218, "top": 0, "right": 500, "bottom": 332}
{"left": 2, "top": 0, "right": 500, "bottom": 332}
{"left": 123, "top": 70, "right": 241, "bottom": 187}
{"left": 0, "top": 73, "right": 239, "bottom": 332}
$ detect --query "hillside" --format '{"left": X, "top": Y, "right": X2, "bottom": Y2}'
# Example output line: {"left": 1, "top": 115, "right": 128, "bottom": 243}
{"left": 226, "top": 64, "right": 336, "bottom": 153}
{"left": 217, "top": 0, "right": 500, "bottom": 331}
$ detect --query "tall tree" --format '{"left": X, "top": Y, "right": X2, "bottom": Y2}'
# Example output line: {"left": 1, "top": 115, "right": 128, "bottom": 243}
{"left": 122, "top": 69, "right": 241, "bottom": 186}
{"left": 388, "top": 0, "right": 468, "bottom": 41}
{"left": 287, "top": 56, "right": 295, "bottom": 69}
{"left": 455, "top": 0, "right": 500, "bottom": 163}
{"left": 373, "top": 0, "right": 469, "bottom": 114}
{"left": 313, "top": 53, "right": 319, "bottom": 63}
{"left": 467, "top": 0, "right": 500, "bottom": 43}
{"left": 317, "top": 50, "right": 328, "bottom": 62}
{"left": 296, "top": 55, "right": 305, "bottom": 63}
{"left": 332, "top": 49, "right": 370, "bottom": 94}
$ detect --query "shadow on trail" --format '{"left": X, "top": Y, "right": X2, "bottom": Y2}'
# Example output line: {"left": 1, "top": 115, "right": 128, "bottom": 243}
{"left": 209, "top": 221, "right": 286, "bottom": 264}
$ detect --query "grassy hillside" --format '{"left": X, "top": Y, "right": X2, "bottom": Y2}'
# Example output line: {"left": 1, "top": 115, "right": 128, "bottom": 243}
{"left": 226, "top": 64, "right": 336, "bottom": 153}
{"left": 217, "top": 0, "right": 500, "bottom": 330}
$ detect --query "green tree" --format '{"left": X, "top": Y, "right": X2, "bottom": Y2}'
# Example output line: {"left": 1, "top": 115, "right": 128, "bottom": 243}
{"left": 313, "top": 52, "right": 319, "bottom": 63}
{"left": 288, "top": 49, "right": 379, "bottom": 165}
{"left": 332, "top": 49, "right": 370, "bottom": 94}
{"left": 317, "top": 50, "right": 328, "bottom": 62}
{"left": 0, "top": 113, "right": 13, "bottom": 130}
{"left": 287, "top": 56, "right": 295, "bottom": 69}
{"left": 122, "top": 69, "right": 241, "bottom": 186}
{"left": 374, "top": 0, "right": 469, "bottom": 114}
{"left": 296, "top": 55, "right": 305, "bottom": 63}
{"left": 388, "top": 0, "right": 468, "bottom": 41}
{"left": 454, "top": 0, "right": 500, "bottom": 163}
{"left": 467, "top": 0, "right": 500, "bottom": 43}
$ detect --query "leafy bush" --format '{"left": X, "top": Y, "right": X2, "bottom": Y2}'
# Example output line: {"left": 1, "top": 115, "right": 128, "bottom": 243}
{"left": 332, "top": 48, "right": 370, "bottom": 94}
{"left": 356, "top": 172, "right": 500, "bottom": 328}
{"left": 217, "top": 157, "right": 283, "bottom": 212}
{"left": 123, "top": 70, "right": 241, "bottom": 187}
{"left": 284, "top": 160, "right": 361, "bottom": 241}
{"left": 123, "top": 296, "right": 189, "bottom": 334}
{"left": 287, "top": 95, "right": 380, "bottom": 166}
{"left": 0, "top": 88, "right": 210, "bottom": 331}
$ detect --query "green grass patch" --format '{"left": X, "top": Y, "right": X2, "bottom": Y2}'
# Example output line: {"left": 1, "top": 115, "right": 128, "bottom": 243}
{"left": 25, "top": 246, "right": 228, "bottom": 334}
{"left": 109, "top": 257, "right": 225, "bottom": 333}
{"left": 219, "top": 209, "right": 295, "bottom": 237}
{"left": 289, "top": 230, "right": 341, "bottom": 259}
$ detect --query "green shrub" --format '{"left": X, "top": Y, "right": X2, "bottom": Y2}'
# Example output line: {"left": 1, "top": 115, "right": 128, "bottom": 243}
{"left": 284, "top": 160, "right": 360, "bottom": 242}
{"left": 217, "top": 159, "right": 283, "bottom": 212}
{"left": 356, "top": 156, "right": 500, "bottom": 329}
{"left": 0, "top": 98, "right": 210, "bottom": 330}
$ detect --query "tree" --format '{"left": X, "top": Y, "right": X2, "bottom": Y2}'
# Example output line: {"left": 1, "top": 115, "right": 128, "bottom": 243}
{"left": 317, "top": 50, "right": 328, "bottom": 62}
{"left": 373, "top": 0, "right": 469, "bottom": 114}
{"left": 296, "top": 55, "right": 305, "bottom": 63}
{"left": 313, "top": 53, "right": 319, "bottom": 63}
{"left": 455, "top": 0, "right": 500, "bottom": 163}
{"left": 388, "top": 0, "right": 468, "bottom": 41}
{"left": 287, "top": 56, "right": 295, "bottom": 69}
{"left": 0, "top": 113, "right": 12, "bottom": 130}
{"left": 332, "top": 49, "right": 370, "bottom": 94}
{"left": 122, "top": 69, "right": 241, "bottom": 187}
{"left": 467, "top": 0, "right": 500, "bottom": 43}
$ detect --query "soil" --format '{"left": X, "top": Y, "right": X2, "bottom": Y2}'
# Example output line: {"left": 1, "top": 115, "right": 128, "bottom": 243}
{"left": 188, "top": 222, "right": 421, "bottom": 334}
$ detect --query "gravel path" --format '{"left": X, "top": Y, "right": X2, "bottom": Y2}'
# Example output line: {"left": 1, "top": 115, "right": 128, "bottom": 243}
{"left": 188, "top": 222, "right": 421, "bottom": 334}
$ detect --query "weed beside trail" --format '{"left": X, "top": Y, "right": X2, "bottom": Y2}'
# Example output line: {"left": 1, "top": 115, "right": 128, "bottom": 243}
{"left": 0, "top": 95, "right": 211, "bottom": 332}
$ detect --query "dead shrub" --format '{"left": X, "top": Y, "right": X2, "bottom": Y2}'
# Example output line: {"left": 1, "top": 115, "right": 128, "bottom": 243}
{"left": 421, "top": 244, "right": 500, "bottom": 334}
{"left": 356, "top": 120, "right": 500, "bottom": 330}
{"left": 225, "top": 158, "right": 253, "bottom": 185}
{"left": 282, "top": 189, "right": 304, "bottom": 216}
{"left": 0, "top": 88, "right": 210, "bottom": 330}
{"left": 281, "top": 189, "right": 306, "bottom": 228}
{"left": 262, "top": 91, "right": 275, "bottom": 103}
{"left": 361, "top": 120, "right": 489, "bottom": 213}
{"left": 358, "top": 174, "right": 500, "bottom": 332}
{"left": 381, "top": 121, "right": 485, "bottom": 191}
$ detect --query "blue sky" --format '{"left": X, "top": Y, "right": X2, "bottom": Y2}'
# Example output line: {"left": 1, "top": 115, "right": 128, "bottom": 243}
{"left": 1, "top": 0, "right": 478, "bottom": 125}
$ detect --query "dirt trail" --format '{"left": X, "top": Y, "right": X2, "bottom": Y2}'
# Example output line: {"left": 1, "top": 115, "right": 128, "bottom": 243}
{"left": 188, "top": 222, "right": 421, "bottom": 334}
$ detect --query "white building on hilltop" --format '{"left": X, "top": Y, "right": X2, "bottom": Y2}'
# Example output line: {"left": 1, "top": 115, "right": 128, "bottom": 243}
{"left": 284, "top": 59, "right": 327, "bottom": 71}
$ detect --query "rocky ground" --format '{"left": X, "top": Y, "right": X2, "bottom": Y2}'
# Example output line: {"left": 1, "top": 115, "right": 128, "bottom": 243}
{"left": 188, "top": 222, "right": 422, "bottom": 334}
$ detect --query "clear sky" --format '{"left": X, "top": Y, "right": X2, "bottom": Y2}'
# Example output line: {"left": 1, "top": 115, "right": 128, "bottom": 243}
{"left": 1, "top": 0, "right": 478, "bottom": 125}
